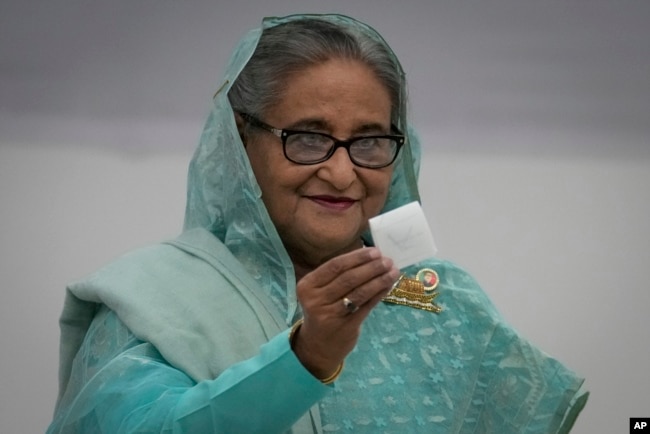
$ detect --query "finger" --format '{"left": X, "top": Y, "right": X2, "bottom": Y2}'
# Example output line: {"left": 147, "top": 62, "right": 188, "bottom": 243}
{"left": 339, "top": 273, "right": 398, "bottom": 321}
{"left": 300, "top": 247, "right": 383, "bottom": 287}
{"left": 336, "top": 262, "right": 399, "bottom": 314}
{"left": 321, "top": 255, "right": 396, "bottom": 302}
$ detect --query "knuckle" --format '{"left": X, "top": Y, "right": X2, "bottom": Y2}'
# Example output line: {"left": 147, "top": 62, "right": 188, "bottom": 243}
{"left": 371, "top": 258, "right": 390, "bottom": 275}
{"left": 327, "top": 257, "right": 346, "bottom": 276}
{"left": 381, "top": 272, "right": 397, "bottom": 288}
{"left": 336, "top": 272, "right": 357, "bottom": 290}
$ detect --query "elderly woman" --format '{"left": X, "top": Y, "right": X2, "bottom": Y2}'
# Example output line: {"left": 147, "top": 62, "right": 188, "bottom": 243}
{"left": 48, "top": 14, "right": 587, "bottom": 433}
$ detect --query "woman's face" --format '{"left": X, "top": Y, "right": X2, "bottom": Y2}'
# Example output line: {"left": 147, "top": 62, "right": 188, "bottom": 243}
{"left": 244, "top": 58, "right": 395, "bottom": 267}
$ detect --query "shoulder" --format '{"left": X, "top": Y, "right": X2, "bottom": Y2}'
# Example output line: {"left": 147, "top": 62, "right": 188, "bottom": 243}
{"left": 70, "top": 228, "right": 231, "bottom": 294}
{"left": 63, "top": 228, "right": 284, "bottom": 381}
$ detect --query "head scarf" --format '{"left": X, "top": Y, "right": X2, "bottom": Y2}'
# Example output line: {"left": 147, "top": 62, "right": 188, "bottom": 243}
{"left": 183, "top": 14, "right": 422, "bottom": 323}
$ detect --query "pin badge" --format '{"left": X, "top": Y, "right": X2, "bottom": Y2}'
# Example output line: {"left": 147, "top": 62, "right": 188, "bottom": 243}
{"left": 383, "top": 268, "right": 442, "bottom": 313}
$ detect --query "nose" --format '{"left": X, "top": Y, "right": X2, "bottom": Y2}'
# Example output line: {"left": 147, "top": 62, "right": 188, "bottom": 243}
{"left": 316, "top": 147, "right": 357, "bottom": 190}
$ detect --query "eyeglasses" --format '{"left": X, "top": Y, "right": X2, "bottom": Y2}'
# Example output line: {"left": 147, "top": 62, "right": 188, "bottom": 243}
{"left": 240, "top": 113, "right": 405, "bottom": 169}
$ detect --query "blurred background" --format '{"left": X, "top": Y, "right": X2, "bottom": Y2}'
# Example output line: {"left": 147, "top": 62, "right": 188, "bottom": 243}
{"left": 1, "top": 0, "right": 648, "bottom": 432}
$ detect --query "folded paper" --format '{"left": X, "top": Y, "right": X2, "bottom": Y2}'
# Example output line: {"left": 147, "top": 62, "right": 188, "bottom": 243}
{"left": 369, "top": 201, "right": 438, "bottom": 269}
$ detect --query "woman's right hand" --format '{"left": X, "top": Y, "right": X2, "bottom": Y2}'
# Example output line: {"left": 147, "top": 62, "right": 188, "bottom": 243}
{"left": 291, "top": 247, "right": 400, "bottom": 380}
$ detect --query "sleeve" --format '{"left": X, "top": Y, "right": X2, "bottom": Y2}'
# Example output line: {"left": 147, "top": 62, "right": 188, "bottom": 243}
{"left": 47, "top": 306, "right": 328, "bottom": 434}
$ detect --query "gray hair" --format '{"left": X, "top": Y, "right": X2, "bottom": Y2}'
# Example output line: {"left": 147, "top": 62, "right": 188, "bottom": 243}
{"left": 228, "top": 18, "right": 404, "bottom": 124}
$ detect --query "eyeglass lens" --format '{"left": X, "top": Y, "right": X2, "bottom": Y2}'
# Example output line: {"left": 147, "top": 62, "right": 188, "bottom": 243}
{"left": 285, "top": 133, "right": 398, "bottom": 167}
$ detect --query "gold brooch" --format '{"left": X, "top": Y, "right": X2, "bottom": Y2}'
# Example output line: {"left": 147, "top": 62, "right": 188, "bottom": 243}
{"left": 383, "top": 268, "right": 442, "bottom": 313}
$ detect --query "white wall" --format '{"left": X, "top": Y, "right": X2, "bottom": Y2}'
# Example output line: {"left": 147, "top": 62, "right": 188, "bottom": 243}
{"left": 1, "top": 1, "right": 649, "bottom": 433}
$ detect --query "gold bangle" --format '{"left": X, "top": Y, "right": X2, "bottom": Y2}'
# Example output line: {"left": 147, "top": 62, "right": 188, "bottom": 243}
{"left": 289, "top": 318, "right": 304, "bottom": 348}
{"left": 319, "top": 361, "right": 344, "bottom": 385}
{"left": 288, "top": 318, "right": 344, "bottom": 385}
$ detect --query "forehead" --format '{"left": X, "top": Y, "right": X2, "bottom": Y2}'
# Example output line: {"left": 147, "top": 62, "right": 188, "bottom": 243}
{"left": 265, "top": 58, "right": 392, "bottom": 133}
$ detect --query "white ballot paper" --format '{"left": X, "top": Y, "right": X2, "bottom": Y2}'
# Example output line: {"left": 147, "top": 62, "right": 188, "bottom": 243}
{"left": 369, "top": 201, "right": 438, "bottom": 270}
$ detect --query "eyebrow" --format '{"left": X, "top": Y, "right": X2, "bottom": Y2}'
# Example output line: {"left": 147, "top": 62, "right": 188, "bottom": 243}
{"left": 285, "top": 118, "right": 390, "bottom": 136}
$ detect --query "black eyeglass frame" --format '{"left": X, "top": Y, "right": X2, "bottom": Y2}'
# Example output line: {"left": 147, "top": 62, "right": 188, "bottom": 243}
{"left": 240, "top": 113, "right": 405, "bottom": 169}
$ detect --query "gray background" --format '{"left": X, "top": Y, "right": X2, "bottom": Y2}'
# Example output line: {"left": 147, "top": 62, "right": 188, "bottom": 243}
{"left": 1, "top": 0, "right": 649, "bottom": 432}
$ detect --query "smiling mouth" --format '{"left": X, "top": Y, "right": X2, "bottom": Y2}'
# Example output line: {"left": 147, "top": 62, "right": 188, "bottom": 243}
{"left": 307, "top": 195, "right": 358, "bottom": 210}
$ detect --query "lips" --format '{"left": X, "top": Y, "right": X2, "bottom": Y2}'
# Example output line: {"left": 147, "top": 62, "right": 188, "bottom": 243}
{"left": 306, "top": 195, "right": 358, "bottom": 211}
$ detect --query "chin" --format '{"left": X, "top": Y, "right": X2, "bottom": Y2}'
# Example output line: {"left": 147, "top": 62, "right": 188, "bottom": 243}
{"left": 310, "top": 230, "right": 363, "bottom": 253}
{"left": 280, "top": 220, "right": 365, "bottom": 259}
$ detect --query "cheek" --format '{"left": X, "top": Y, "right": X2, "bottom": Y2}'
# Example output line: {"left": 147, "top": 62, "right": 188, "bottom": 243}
{"left": 245, "top": 138, "right": 284, "bottom": 191}
{"left": 246, "top": 143, "right": 282, "bottom": 211}
{"left": 362, "top": 169, "right": 393, "bottom": 214}
{"left": 246, "top": 143, "right": 311, "bottom": 221}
